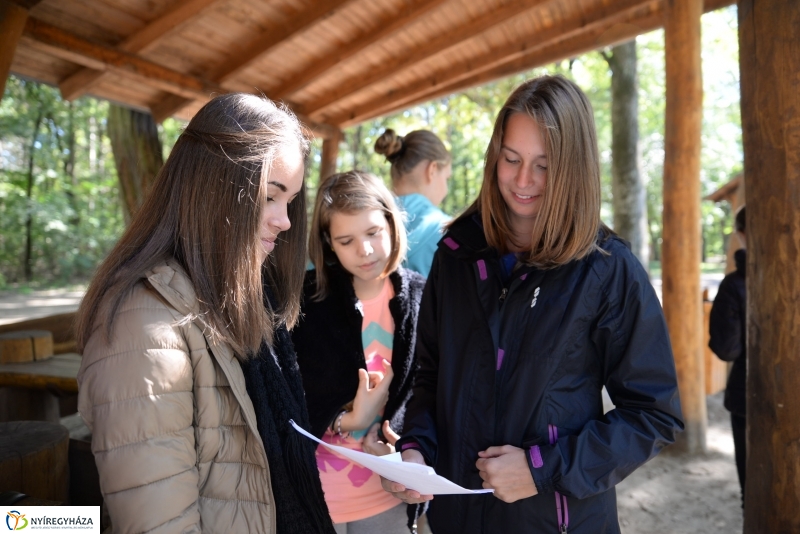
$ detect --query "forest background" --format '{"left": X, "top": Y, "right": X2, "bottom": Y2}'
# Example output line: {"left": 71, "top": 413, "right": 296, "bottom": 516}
{"left": 0, "top": 6, "right": 741, "bottom": 289}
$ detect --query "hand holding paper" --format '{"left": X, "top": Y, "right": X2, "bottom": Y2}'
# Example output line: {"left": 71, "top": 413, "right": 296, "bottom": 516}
{"left": 290, "top": 420, "right": 493, "bottom": 496}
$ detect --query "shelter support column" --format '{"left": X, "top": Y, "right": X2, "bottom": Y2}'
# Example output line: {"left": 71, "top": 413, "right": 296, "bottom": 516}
{"left": 0, "top": 0, "right": 29, "bottom": 97}
{"left": 739, "top": 0, "right": 800, "bottom": 530}
{"left": 320, "top": 128, "right": 342, "bottom": 183}
{"left": 662, "top": 0, "right": 705, "bottom": 454}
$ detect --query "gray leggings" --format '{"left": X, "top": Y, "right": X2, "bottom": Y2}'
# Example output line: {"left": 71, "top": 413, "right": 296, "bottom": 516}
{"left": 333, "top": 503, "right": 408, "bottom": 534}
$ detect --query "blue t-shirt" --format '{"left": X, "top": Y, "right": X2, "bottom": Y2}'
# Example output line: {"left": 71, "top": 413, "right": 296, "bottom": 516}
{"left": 397, "top": 194, "right": 450, "bottom": 277}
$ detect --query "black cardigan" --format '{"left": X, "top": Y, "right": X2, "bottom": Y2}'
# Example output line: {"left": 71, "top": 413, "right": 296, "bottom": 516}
{"left": 292, "top": 266, "right": 427, "bottom": 440}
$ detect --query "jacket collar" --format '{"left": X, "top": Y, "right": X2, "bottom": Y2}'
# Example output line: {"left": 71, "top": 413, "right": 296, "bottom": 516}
{"left": 437, "top": 212, "right": 499, "bottom": 262}
{"left": 144, "top": 259, "right": 200, "bottom": 316}
{"left": 326, "top": 264, "right": 411, "bottom": 307}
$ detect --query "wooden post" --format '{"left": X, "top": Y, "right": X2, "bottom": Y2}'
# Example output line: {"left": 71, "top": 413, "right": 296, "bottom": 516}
{"left": 320, "top": 128, "right": 342, "bottom": 183}
{"left": 0, "top": 0, "right": 29, "bottom": 97}
{"left": 661, "top": 0, "right": 705, "bottom": 454}
{"left": 739, "top": 0, "right": 800, "bottom": 530}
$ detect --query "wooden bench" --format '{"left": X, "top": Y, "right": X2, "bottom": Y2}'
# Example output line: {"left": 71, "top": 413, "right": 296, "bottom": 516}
{"left": 0, "top": 353, "right": 81, "bottom": 422}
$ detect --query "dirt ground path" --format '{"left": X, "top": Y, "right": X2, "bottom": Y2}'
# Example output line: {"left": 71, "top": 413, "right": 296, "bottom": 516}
{"left": 0, "top": 287, "right": 84, "bottom": 325}
{"left": 616, "top": 392, "right": 743, "bottom": 534}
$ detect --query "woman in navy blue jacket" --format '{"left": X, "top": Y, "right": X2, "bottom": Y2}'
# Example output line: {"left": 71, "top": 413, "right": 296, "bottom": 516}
{"left": 384, "top": 75, "right": 684, "bottom": 534}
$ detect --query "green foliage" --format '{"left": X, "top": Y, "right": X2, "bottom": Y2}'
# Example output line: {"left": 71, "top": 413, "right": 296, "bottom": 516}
{"left": 0, "top": 77, "right": 123, "bottom": 288}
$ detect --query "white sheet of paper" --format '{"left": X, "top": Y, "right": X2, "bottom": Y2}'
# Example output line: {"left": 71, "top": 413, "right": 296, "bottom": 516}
{"left": 290, "top": 420, "right": 493, "bottom": 495}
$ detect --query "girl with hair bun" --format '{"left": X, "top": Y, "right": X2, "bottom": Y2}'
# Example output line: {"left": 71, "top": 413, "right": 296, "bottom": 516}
{"left": 375, "top": 129, "right": 452, "bottom": 276}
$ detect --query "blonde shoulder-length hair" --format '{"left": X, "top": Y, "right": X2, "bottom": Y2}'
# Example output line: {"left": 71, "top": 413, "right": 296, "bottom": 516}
{"left": 457, "top": 74, "right": 604, "bottom": 267}
{"left": 308, "top": 170, "right": 407, "bottom": 300}
{"left": 75, "top": 93, "right": 310, "bottom": 359}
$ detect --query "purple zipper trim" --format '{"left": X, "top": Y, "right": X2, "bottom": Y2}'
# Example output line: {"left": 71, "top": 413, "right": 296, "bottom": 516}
{"left": 496, "top": 348, "right": 505, "bottom": 370}
{"left": 549, "top": 424, "right": 568, "bottom": 533}
{"left": 520, "top": 273, "right": 528, "bottom": 280}
{"left": 477, "top": 259, "right": 487, "bottom": 280}
{"left": 529, "top": 445, "right": 543, "bottom": 468}
{"left": 443, "top": 237, "right": 460, "bottom": 250}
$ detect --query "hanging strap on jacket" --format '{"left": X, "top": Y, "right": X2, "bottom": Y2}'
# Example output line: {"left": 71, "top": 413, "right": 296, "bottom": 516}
{"left": 549, "top": 424, "right": 569, "bottom": 534}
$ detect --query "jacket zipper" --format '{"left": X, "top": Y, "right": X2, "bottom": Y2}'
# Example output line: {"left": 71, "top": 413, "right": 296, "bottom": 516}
{"left": 499, "top": 287, "right": 508, "bottom": 302}
{"left": 549, "top": 424, "right": 569, "bottom": 534}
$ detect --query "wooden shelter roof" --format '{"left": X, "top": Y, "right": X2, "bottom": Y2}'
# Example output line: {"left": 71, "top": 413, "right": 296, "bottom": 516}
{"left": 8, "top": 0, "right": 734, "bottom": 137}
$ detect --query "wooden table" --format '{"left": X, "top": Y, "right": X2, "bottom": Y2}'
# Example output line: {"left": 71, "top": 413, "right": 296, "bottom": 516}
{"left": 0, "top": 353, "right": 80, "bottom": 394}
{"left": 0, "top": 353, "right": 81, "bottom": 422}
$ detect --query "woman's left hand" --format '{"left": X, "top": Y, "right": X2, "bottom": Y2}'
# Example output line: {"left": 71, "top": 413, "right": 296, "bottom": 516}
{"left": 476, "top": 445, "right": 538, "bottom": 503}
{"left": 362, "top": 420, "right": 400, "bottom": 456}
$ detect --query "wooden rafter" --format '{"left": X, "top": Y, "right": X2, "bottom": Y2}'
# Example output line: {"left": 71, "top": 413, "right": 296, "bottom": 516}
{"left": 23, "top": 17, "right": 222, "bottom": 100}
{"left": 338, "top": 3, "right": 663, "bottom": 125}
{"left": 20, "top": 16, "right": 337, "bottom": 139}
{"left": 0, "top": 0, "right": 31, "bottom": 97}
{"left": 302, "top": 0, "right": 554, "bottom": 117}
{"left": 60, "top": 0, "right": 221, "bottom": 101}
{"left": 332, "top": 0, "right": 735, "bottom": 126}
{"left": 149, "top": 0, "right": 358, "bottom": 122}
{"left": 271, "top": 0, "right": 450, "bottom": 100}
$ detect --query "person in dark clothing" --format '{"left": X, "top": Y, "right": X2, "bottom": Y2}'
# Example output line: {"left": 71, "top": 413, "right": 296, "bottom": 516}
{"left": 709, "top": 205, "right": 747, "bottom": 507}
{"left": 293, "top": 171, "right": 427, "bottom": 533}
{"left": 382, "top": 75, "right": 684, "bottom": 534}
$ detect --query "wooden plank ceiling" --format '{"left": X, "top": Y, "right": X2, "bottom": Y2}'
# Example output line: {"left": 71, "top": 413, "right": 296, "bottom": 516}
{"left": 9, "top": 0, "right": 734, "bottom": 137}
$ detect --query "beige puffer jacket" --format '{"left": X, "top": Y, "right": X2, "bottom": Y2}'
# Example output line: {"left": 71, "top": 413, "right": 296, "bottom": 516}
{"left": 78, "top": 260, "right": 276, "bottom": 534}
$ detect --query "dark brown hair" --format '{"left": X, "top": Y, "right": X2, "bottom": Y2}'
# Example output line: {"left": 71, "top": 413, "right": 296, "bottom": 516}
{"left": 374, "top": 129, "right": 451, "bottom": 182}
{"left": 456, "top": 75, "right": 603, "bottom": 267}
{"left": 735, "top": 205, "right": 746, "bottom": 233}
{"left": 308, "top": 170, "right": 407, "bottom": 300}
{"left": 75, "top": 93, "right": 310, "bottom": 359}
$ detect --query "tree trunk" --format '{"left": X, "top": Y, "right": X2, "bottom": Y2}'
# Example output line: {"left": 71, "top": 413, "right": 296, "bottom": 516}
{"left": 320, "top": 129, "right": 342, "bottom": 184}
{"left": 24, "top": 110, "right": 43, "bottom": 282}
{"left": 107, "top": 104, "right": 163, "bottom": 223}
{"left": 739, "top": 0, "right": 800, "bottom": 530}
{"left": 604, "top": 40, "right": 649, "bottom": 269}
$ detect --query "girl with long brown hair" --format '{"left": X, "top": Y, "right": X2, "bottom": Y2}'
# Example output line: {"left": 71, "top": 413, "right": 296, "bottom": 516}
{"left": 383, "top": 75, "right": 683, "bottom": 534}
{"left": 76, "top": 93, "right": 334, "bottom": 534}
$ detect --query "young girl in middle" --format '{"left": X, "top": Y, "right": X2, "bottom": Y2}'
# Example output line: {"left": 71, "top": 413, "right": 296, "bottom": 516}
{"left": 292, "top": 170, "right": 427, "bottom": 534}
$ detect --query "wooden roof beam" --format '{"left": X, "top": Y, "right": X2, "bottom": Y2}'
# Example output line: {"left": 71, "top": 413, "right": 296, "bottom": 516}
{"left": 23, "top": 17, "right": 221, "bottom": 100}
{"left": 0, "top": 0, "right": 31, "bottom": 97}
{"left": 333, "top": 0, "right": 735, "bottom": 126}
{"left": 59, "top": 0, "right": 221, "bottom": 101}
{"left": 271, "top": 0, "right": 450, "bottom": 100}
{"left": 302, "top": 0, "right": 554, "bottom": 117}
{"left": 149, "top": 0, "right": 358, "bottom": 122}
{"left": 21, "top": 16, "right": 338, "bottom": 139}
